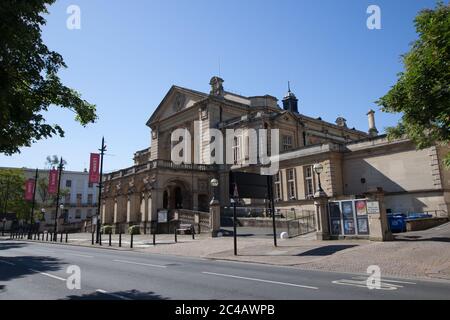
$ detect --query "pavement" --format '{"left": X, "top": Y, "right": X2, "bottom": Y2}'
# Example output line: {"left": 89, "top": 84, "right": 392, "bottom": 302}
{"left": 1, "top": 222, "right": 450, "bottom": 284}
{"left": 1, "top": 239, "right": 450, "bottom": 300}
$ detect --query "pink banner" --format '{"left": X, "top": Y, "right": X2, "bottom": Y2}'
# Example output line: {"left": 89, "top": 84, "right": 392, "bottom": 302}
{"left": 48, "top": 169, "right": 58, "bottom": 194}
{"left": 89, "top": 153, "right": 100, "bottom": 184}
{"left": 24, "top": 179, "right": 35, "bottom": 201}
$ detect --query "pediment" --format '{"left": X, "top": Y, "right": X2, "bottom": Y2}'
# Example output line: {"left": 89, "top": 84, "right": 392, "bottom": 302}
{"left": 146, "top": 86, "right": 207, "bottom": 127}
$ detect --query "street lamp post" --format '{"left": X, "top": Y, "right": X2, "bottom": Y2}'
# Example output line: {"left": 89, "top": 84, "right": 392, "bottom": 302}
{"left": 53, "top": 158, "right": 64, "bottom": 241}
{"left": 96, "top": 137, "right": 107, "bottom": 244}
{"left": 313, "top": 163, "right": 324, "bottom": 195}
{"left": 210, "top": 178, "right": 219, "bottom": 202}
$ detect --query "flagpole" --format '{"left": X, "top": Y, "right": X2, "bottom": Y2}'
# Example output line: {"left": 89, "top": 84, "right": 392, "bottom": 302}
{"left": 96, "top": 137, "right": 106, "bottom": 244}
{"left": 28, "top": 168, "right": 38, "bottom": 239}
{"left": 53, "top": 158, "right": 64, "bottom": 241}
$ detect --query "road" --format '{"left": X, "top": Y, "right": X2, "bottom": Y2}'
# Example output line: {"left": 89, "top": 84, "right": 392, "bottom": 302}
{"left": 1, "top": 240, "right": 449, "bottom": 300}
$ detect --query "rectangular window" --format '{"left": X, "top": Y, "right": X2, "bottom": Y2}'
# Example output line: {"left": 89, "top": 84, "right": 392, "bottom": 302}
{"left": 87, "top": 209, "right": 93, "bottom": 218}
{"left": 88, "top": 182, "right": 93, "bottom": 188}
{"left": 87, "top": 194, "right": 93, "bottom": 205}
{"left": 287, "top": 168, "right": 297, "bottom": 200}
{"left": 64, "top": 193, "right": 71, "bottom": 204}
{"left": 233, "top": 136, "right": 243, "bottom": 164}
{"left": 304, "top": 166, "right": 314, "bottom": 199}
{"left": 65, "top": 180, "right": 72, "bottom": 187}
{"left": 75, "top": 209, "right": 81, "bottom": 219}
{"left": 76, "top": 193, "right": 82, "bottom": 206}
{"left": 273, "top": 172, "right": 282, "bottom": 201}
{"left": 282, "top": 135, "right": 293, "bottom": 151}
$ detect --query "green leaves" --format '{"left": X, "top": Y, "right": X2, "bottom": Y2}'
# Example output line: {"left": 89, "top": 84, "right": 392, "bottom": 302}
{"left": 0, "top": 0, "right": 97, "bottom": 155}
{"left": 378, "top": 2, "right": 450, "bottom": 167}
{"left": 0, "top": 168, "right": 31, "bottom": 220}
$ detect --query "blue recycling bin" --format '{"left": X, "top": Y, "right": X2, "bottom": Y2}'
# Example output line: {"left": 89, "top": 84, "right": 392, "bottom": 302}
{"left": 388, "top": 214, "right": 406, "bottom": 233}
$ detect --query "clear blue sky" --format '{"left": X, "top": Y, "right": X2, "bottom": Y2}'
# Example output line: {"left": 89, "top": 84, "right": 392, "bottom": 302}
{"left": 0, "top": 0, "right": 443, "bottom": 172}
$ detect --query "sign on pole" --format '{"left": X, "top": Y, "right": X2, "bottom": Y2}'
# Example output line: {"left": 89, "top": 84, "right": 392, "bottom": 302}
{"left": 89, "top": 153, "right": 100, "bottom": 184}
{"left": 48, "top": 169, "right": 58, "bottom": 194}
{"left": 24, "top": 179, "right": 35, "bottom": 201}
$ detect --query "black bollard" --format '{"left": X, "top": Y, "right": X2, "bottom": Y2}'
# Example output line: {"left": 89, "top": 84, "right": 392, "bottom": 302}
{"left": 153, "top": 233, "right": 156, "bottom": 246}
{"left": 91, "top": 232, "right": 94, "bottom": 245}
{"left": 192, "top": 226, "right": 195, "bottom": 240}
{"left": 33, "top": 233, "right": 36, "bottom": 240}
{"left": 60, "top": 232, "right": 63, "bottom": 242}
{"left": 174, "top": 228, "right": 177, "bottom": 243}
{"left": 130, "top": 233, "right": 133, "bottom": 248}
{"left": 109, "top": 233, "right": 112, "bottom": 246}
{"left": 65, "top": 232, "right": 68, "bottom": 243}
{"left": 119, "top": 233, "right": 122, "bottom": 247}
{"left": 46, "top": 232, "right": 49, "bottom": 241}
{"left": 99, "top": 233, "right": 102, "bottom": 246}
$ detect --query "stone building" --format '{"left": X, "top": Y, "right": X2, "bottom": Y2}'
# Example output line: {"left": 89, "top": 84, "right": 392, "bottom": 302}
{"left": 102, "top": 76, "right": 449, "bottom": 235}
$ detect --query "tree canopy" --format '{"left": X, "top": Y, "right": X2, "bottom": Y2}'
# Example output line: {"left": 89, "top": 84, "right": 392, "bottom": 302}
{"left": 377, "top": 1, "right": 450, "bottom": 167}
{"left": 0, "top": 168, "right": 31, "bottom": 220}
{"left": 0, "top": 0, "right": 97, "bottom": 155}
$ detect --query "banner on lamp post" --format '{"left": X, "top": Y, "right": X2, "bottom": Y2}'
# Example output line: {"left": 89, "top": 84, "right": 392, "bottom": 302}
{"left": 89, "top": 153, "right": 100, "bottom": 184}
{"left": 24, "top": 179, "right": 35, "bottom": 201}
{"left": 48, "top": 169, "right": 58, "bottom": 194}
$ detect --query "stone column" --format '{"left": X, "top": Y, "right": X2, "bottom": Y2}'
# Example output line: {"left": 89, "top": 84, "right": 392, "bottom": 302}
{"left": 364, "top": 187, "right": 393, "bottom": 241}
{"left": 314, "top": 192, "right": 330, "bottom": 240}
{"left": 209, "top": 199, "right": 221, "bottom": 237}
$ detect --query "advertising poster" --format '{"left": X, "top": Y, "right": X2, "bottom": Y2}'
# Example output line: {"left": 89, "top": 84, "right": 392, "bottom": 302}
{"left": 355, "top": 200, "right": 367, "bottom": 216}
{"left": 342, "top": 201, "right": 353, "bottom": 218}
{"left": 343, "top": 219, "right": 356, "bottom": 234}
{"left": 357, "top": 218, "right": 369, "bottom": 234}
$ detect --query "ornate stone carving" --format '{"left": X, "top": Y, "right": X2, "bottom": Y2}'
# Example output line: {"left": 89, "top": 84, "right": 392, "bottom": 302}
{"left": 127, "top": 177, "right": 136, "bottom": 194}
{"left": 173, "top": 93, "right": 186, "bottom": 112}
{"left": 143, "top": 174, "right": 156, "bottom": 191}
{"left": 209, "top": 76, "right": 224, "bottom": 97}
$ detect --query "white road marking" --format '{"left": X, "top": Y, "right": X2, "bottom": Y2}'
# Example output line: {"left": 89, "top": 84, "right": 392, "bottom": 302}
{"left": 332, "top": 279, "right": 400, "bottom": 290}
{"left": 351, "top": 276, "right": 416, "bottom": 285}
{"left": 202, "top": 271, "right": 319, "bottom": 290}
{"left": 96, "top": 289, "right": 132, "bottom": 300}
{"left": 0, "top": 260, "right": 15, "bottom": 266}
{"left": 64, "top": 252, "right": 94, "bottom": 258}
{"left": 112, "top": 259, "right": 167, "bottom": 269}
{"left": 29, "top": 269, "right": 66, "bottom": 282}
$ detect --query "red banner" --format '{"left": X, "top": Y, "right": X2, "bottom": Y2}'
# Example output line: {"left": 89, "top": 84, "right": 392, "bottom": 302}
{"left": 48, "top": 169, "right": 58, "bottom": 194}
{"left": 89, "top": 153, "right": 100, "bottom": 183}
{"left": 24, "top": 179, "right": 35, "bottom": 201}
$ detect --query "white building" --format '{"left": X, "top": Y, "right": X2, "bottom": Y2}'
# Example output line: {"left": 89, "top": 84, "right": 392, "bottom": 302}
{"left": 19, "top": 167, "right": 100, "bottom": 224}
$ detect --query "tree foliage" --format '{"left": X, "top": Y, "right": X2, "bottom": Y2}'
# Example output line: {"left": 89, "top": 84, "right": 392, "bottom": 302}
{"left": 0, "top": 0, "right": 97, "bottom": 155}
{"left": 377, "top": 1, "right": 450, "bottom": 167}
{"left": 0, "top": 168, "right": 31, "bottom": 220}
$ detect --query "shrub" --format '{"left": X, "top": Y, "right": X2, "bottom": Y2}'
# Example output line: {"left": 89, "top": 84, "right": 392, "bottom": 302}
{"left": 101, "top": 225, "right": 113, "bottom": 234}
{"left": 128, "top": 225, "right": 140, "bottom": 235}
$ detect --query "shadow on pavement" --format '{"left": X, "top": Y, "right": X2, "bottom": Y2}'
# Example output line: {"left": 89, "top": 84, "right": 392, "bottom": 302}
{"left": 296, "top": 245, "right": 358, "bottom": 256}
{"left": 395, "top": 236, "right": 450, "bottom": 243}
{"left": 0, "top": 255, "right": 63, "bottom": 283}
{"left": 0, "top": 241, "right": 28, "bottom": 251}
{"left": 64, "top": 289, "right": 169, "bottom": 300}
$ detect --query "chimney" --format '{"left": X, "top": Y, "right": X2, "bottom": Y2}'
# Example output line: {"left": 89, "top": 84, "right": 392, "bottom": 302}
{"left": 367, "top": 109, "right": 379, "bottom": 137}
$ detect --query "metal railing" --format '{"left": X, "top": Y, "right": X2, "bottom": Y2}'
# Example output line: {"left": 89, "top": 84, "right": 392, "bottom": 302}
{"left": 286, "top": 211, "right": 316, "bottom": 238}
